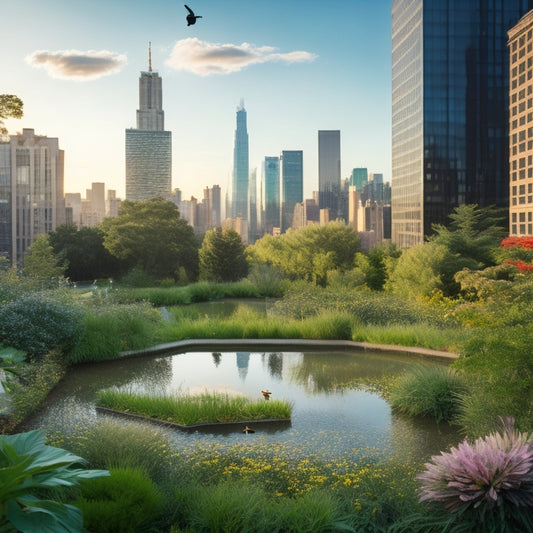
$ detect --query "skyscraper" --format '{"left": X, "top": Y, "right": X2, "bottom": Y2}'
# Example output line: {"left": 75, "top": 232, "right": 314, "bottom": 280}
{"left": 125, "top": 44, "right": 172, "bottom": 201}
{"left": 263, "top": 156, "right": 280, "bottom": 234}
{"left": 391, "top": 0, "right": 533, "bottom": 247}
{"left": 318, "top": 130, "right": 341, "bottom": 216}
{"left": 280, "top": 150, "right": 303, "bottom": 232}
{"left": 0, "top": 128, "right": 65, "bottom": 264}
{"left": 232, "top": 101, "right": 249, "bottom": 219}
{"left": 350, "top": 168, "right": 368, "bottom": 190}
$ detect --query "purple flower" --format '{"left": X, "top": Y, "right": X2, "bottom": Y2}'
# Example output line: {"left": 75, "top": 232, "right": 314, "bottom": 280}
{"left": 417, "top": 418, "right": 533, "bottom": 517}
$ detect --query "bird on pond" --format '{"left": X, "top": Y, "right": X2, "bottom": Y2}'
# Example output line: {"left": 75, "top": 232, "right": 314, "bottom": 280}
{"left": 243, "top": 426, "right": 255, "bottom": 434}
{"left": 185, "top": 5, "right": 202, "bottom": 26}
{"left": 261, "top": 390, "right": 272, "bottom": 400}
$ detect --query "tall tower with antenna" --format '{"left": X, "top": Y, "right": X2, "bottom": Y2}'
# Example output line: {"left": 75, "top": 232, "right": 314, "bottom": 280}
{"left": 125, "top": 43, "right": 172, "bottom": 201}
{"left": 232, "top": 100, "right": 249, "bottom": 219}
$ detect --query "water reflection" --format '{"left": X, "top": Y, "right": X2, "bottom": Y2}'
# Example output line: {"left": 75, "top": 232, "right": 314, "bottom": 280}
{"left": 23, "top": 349, "right": 459, "bottom": 462}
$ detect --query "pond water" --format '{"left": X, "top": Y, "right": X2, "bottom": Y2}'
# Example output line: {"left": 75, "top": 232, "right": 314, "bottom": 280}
{"left": 25, "top": 347, "right": 460, "bottom": 462}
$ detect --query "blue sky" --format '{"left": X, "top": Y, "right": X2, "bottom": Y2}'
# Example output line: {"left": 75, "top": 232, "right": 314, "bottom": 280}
{"left": 2, "top": 0, "right": 392, "bottom": 201}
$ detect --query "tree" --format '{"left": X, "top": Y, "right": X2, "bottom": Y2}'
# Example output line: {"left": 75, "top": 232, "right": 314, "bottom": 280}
{"left": 0, "top": 95, "right": 23, "bottom": 135}
{"left": 199, "top": 228, "right": 248, "bottom": 282}
{"left": 101, "top": 198, "right": 198, "bottom": 281}
{"left": 250, "top": 222, "right": 361, "bottom": 285}
{"left": 22, "top": 235, "right": 66, "bottom": 282}
{"left": 48, "top": 225, "right": 126, "bottom": 282}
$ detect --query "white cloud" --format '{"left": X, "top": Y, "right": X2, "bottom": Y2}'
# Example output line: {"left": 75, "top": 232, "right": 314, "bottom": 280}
{"left": 26, "top": 49, "right": 127, "bottom": 80}
{"left": 165, "top": 38, "right": 317, "bottom": 76}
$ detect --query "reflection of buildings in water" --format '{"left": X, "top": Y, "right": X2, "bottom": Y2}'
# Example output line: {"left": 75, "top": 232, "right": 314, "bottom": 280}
{"left": 212, "top": 352, "right": 222, "bottom": 367}
{"left": 236, "top": 352, "right": 250, "bottom": 381}
{"left": 261, "top": 352, "right": 283, "bottom": 379}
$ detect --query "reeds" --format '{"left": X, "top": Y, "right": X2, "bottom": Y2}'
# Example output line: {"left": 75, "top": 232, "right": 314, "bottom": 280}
{"left": 96, "top": 389, "right": 292, "bottom": 426}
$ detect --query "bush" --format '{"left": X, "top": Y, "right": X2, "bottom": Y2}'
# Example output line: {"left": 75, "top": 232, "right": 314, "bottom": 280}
{"left": 0, "top": 294, "right": 84, "bottom": 358}
{"left": 389, "top": 366, "right": 468, "bottom": 422}
{"left": 73, "top": 468, "right": 164, "bottom": 533}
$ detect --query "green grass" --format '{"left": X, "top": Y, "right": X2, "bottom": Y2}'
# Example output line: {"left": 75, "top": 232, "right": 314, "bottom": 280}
{"left": 96, "top": 389, "right": 292, "bottom": 426}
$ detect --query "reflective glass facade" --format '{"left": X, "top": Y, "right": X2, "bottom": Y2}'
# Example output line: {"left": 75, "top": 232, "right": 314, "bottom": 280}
{"left": 318, "top": 130, "right": 341, "bottom": 215}
{"left": 392, "top": 0, "right": 533, "bottom": 247}
{"left": 232, "top": 103, "right": 249, "bottom": 219}
{"left": 263, "top": 156, "right": 280, "bottom": 233}
{"left": 281, "top": 150, "right": 303, "bottom": 232}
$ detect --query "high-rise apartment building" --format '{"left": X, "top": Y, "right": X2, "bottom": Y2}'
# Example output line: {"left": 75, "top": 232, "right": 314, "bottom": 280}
{"left": 391, "top": 0, "right": 533, "bottom": 247}
{"left": 509, "top": 9, "right": 533, "bottom": 236}
{"left": 318, "top": 130, "right": 341, "bottom": 216}
{"left": 263, "top": 156, "right": 280, "bottom": 234}
{"left": 232, "top": 101, "right": 249, "bottom": 219}
{"left": 0, "top": 128, "right": 65, "bottom": 264}
{"left": 280, "top": 150, "right": 303, "bottom": 232}
{"left": 125, "top": 45, "right": 172, "bottom": 201}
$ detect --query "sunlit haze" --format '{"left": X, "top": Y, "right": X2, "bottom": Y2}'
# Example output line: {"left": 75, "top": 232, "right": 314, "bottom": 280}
{"left": 2, "top": 0, "right": 392, "bottom": 201}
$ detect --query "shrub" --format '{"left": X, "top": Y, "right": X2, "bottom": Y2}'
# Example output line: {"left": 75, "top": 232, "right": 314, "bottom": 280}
{"left": 73, "top": 468, "right": 164, "bottom": 533}
{"left": 417, "top": 418, "right": 533, "bottom": 532}
{"left": 0, "top": 294, "right": 84, "bottom": 358}
{"left": 389, "top": 366, "right": 468, "bottom": 422}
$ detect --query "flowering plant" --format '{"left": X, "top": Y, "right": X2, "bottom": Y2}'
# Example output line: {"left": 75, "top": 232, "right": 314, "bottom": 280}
{"left": 417, "top": 418, "right": 533, "bottom": 530}
{"left": 500, "top": 236, "right": 533, "bottom": 249}
{"left": 504, "top": 259, "right": 533, "bottom": 272}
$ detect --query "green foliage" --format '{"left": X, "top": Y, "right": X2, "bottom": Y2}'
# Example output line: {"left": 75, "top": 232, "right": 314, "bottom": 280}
{"left": 453, "top": 325, "right": 533, "bottom": 437}
{"left": 354, "top": 242, "right": 401, "bottom": 291}
{"left": 251, "top": 222, "right": 360, "bottom": 285}
{"left": 0, "top": 294, "right": 84, "bottom": 358}
{"left": 22, "top": 234, "right": 66, "bottom": 284}
{"left": 0, "top": 94, "right": 23, "bottom": 135}
{"left": 119, "top": 266, "right": 158, "bottom": 287}
{"left": 199, "top": 228, "right": 249, "bottom": 282}
{"left": 385, "top": 242, "right": 454, "bottom": 299}
{"left": 101, "top": 197, "right": 199, "bottom": 281}
{"left": 48, "top": 224, "right": 126, "bottom": 282}
{"left": 0, "top": 430, "right": 108, "bottom": 533}
{"left": 96, "top": 389, "right": 292, "bottom": 425}
{"left": 246, "top": 263, "right": 288, "bottom": 296}
{"left": 66, "top": 302, "right": 160, "bottom": 364}
{"left": 389, "top": 366, "right": 468, "bottom": 422}
{"left": 73, "top": 468, "right": 163, "bottom": 533}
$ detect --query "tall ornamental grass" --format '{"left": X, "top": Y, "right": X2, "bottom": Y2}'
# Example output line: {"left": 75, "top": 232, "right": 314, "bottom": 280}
{"left": 96, "top": 389, "right": 292, "bottom": 425}
{"left": 417, "top": 418, "right": 533, "bottom": 532}
{"left": 389, "top": 366, "right": 468, "bottom": 422}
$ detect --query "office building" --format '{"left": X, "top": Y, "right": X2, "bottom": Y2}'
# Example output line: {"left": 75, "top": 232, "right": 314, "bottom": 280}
{"left": 248, "top": 168, "right": 258, "bottom": 243}
{"left": 125, "top": 45, "right": 172, "bottom": 201}
{"left": 232, "top": 101, "right": 249, "bottom": 219}
{"left": 391, "top": 0, "right": 533, "bottom": 247}
{"left": 0, "top": 128, "right": 65, "bottom": 264}
{"left": 263, "top": 156, "right": 280, "bottom": 234}
{"left": 318, "top": 130, "right": 341, "bottom": 216}
{"left": 280, "top": 150, "right": 303, "bottom": 232}
{"left": 509, "top": 9, "right": 533, "bottom": 236}
{"left": 350, "top": 168, "right": 368, "bottom": 190}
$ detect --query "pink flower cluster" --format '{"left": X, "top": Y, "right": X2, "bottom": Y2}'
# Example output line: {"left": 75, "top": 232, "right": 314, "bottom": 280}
{"left": 417, "top": 418, "right": 533, "bottom": 514}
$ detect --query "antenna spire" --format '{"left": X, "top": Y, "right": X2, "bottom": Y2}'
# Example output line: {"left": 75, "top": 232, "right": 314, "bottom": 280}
{"left": 148, "top": 42, "right": 152, "bottom": 72}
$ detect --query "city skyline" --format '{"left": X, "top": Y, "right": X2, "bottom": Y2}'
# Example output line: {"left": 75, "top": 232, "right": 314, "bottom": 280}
{"left": 1, "top": 0, "right": 392, "bottom": 201}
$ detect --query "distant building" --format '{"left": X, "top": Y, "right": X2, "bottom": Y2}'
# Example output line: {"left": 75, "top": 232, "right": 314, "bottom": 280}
{"left": 280, "top": 150, "right": 303, "bottom": 232}
{"left": 318, "top": 130, "right": 341, "bottom": 216}
{"left": 391, "top": 1, "right": 532, "bottom": 247}
{"left": 125, "top": 44, "right": 171, "bottom": 201}
{"left": 0, "top": 128, "right": 65, "bottom": 264}
{"left": 350, "top": 168, "right": 368, "bottom": 190}
{"left": 65, "top": 193, "right": 82, "bottom": 228}
{"left": 508, "top": 9, "right": 533, "bottom": 236}
{"left": 232, "top": 101, "right": 249, "bottom": 219}
{"left": 248, "top": 168, "right": 258, "bottom": 244}
{"left": 263, "top": 156, "right": 280, "bottom": 234}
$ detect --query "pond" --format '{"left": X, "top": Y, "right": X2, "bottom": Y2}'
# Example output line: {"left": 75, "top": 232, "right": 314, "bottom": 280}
{"left": 24, "top": 346, "right": 460, "bottom": 462}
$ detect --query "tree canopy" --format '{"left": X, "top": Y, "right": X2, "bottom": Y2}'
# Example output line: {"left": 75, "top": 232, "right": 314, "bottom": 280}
{"left": 199, "top": 228, "right": 249, "bottom": 282}
{"left": 0, "top": 95, "right": 23, "bottom": 135}
{"left": 250, "top": 222, "right": 361, "bottom": 285}
{"left": 22, "top": 235, "right": 66, "bottom": 282}
{"left": 101, "top": 198, "right": 198, "bottom": 281}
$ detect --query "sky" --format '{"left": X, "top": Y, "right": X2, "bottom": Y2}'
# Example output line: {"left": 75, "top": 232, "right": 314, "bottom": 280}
{"left": 2, "top": 0, "right": 392, "bottom": 202}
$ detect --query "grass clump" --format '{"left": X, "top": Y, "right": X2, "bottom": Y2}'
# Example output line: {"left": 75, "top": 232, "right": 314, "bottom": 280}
{"left": 389, "top": 366, "right": 468, "bottom": 422}
{"left": 73, "top": 467, "right": 164, "bottom": 533}
{"left": 96, "top": 389, "right": 292, "bottom": 426}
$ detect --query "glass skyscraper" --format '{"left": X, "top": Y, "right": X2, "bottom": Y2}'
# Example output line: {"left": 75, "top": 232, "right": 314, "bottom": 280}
{"left": 318, "top": 130, "right": 341, "bottom": 216}
{"left": 232, "top": 101, "right": 249, "bottom": 219}
{"left": 125, "top": 47, "right": 171, "bottom": 202}
{"left": 391, "top": 0, "right": 533, "bottom": 247}
{"left": 263, "top": 156, "right": 280, "bottom": 234}
{"left": 281, "top": 150, "right": 303, "bottom": 232}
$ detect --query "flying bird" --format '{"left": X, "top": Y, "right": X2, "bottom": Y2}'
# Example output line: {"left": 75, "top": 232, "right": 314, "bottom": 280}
{"left": 243, "top": 426, "right": 255, "bottom": 434}
{"left": 185, "top": 5, "right": 202, "bottom": 26}
{"left": 261, "top": 390, "right": 272, "bottom": 400}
